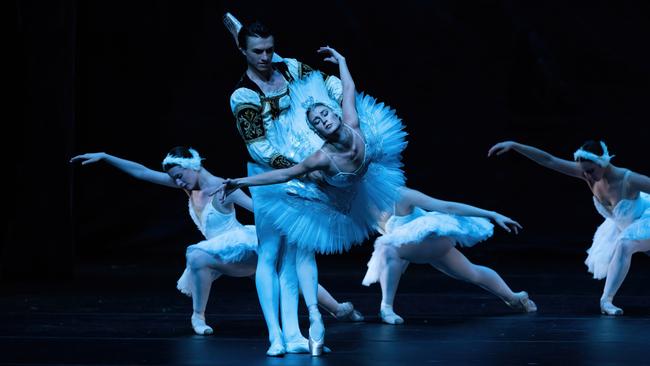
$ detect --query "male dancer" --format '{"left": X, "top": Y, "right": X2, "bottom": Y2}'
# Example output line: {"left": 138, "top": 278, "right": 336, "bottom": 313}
{"left": 225, "top": 14, "right": 344, "bottom": 356}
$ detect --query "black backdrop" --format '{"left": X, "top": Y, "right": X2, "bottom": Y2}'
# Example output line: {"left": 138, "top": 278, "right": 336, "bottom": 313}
{"left": 7, "top": 0, "right": 649, "bottom": 278}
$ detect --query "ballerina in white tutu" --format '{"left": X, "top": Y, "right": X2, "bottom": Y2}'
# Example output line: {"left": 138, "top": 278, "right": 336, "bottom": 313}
{"left": 220, "top": 45, "right": 406, "bottom": 352}
{"left": 488, "top": 140, "right": 650, "bottom": 315}
{"left": 70, "top": 147, "right": 364, "bottom": 338}
{"left": 361, "top": 186, "right": 536, "bottom": 324}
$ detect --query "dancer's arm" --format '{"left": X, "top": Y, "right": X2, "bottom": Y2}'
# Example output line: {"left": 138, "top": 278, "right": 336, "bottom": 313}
{"left": 218, "top": 152, "right": 329, "bottom": 200}
{"left": 318, "top": 46, "right": 359, "bottom": 128}
{"left": 225, "top": 189, "right": 254, "bottom": 212}
{"left": 488, "top": 141, "right": 583, "bottom": 179}
{"left": 70, "top": 152, "right": 177, "bottom": 188}
{"left": 402, "top": 187, "right": 523, "bottom": 233}
{"left": 629, "top": 171, "right": 650, "bottom": 194}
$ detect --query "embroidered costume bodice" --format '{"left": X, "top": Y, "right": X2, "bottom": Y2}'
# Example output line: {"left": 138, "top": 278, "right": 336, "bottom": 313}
{"left": 230, "top": 58, "right": 343, "bottom": 169}
{"left": 188, "top": 198, "right": 242, "bottom": 239}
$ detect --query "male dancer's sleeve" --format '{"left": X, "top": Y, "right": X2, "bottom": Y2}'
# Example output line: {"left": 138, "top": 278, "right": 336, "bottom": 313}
{"left": 230, "top": 88, "right": 296, "bottom": 169}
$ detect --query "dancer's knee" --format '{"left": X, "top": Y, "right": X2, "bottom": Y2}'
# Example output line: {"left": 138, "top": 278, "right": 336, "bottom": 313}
{"left": 377, "top": 245, "right": 400, "bottom": 266}
{"left": 257, "top": 242, "right": 281, "bottom": 267}
{"left": 186, "top": 250, "right": 208, "bottom": 270}
{"left": 615, "top": 239, "right": 639, "bottom": 258}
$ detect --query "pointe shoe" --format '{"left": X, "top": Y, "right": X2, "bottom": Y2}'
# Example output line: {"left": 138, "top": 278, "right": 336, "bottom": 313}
{"left": 222, "top": 12, "right": 242, "bottom": 46}
{"left": 505, "top": 291, "right": 538, "bottom": 313}
{"left": 323, "top": 302, "right": 365, "bottom": 322}
{"left": 379, "top": 308, "right": 404, "bottom": 325}
{"left": 600, "top": 299, "right": 624, "bottom": 316}
{"left": 266, "top": 341, "right": 286, "bottom": 357}
{"left": 308, "top": 313, "right": 325, "bottom": 356}
{"left": 285, "top": 336, "right": 331, "bottom": 353}
{"left": 190, "top": 314, "right": 214, "bottom": 335}
{"left": 308, "top": 335, "right": 325, "bottom": 356}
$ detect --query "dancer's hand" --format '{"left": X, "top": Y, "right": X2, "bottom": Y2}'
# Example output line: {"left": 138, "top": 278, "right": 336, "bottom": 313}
{"left": 487, "top": 141, "right": 516, "bottom": 157}
{"left": 214, "top": 178, "right": 241, "bottom": 203}
{"left": 492, "top": 213, "right": 522, "bottom": 234}
{"left": 317, "top": 46, "right": 345, "bottom": 64}
{"left": 70, "top": 152, "right": 105, "bottom": 165}
{"left": 306, "top": 171, "right": 325, "bottom": 185}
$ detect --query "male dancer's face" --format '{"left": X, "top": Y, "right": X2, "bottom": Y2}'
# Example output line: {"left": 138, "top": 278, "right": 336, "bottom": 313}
{"left": 241, "top": 36, "right": 275, "bottom": 73}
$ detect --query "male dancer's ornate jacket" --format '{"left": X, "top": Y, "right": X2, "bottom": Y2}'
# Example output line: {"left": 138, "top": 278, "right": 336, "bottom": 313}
{"left": 230, "top": 57, "right": 342, "bottom": 169}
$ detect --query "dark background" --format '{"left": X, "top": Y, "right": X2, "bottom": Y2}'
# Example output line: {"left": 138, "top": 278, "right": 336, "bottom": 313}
{"left": 7, "top": 0, "right": 649, "bottom": 279}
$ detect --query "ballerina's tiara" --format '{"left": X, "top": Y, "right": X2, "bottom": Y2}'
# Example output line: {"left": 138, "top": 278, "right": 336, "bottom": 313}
{"left": 301, "top": 95, "right": 341, "bottom": 116}
{"left": 162, "top": 148, "right": 203, "bottom": 170}
{"left": 573, "top": 141, "right": 615, "bottom": 168}
{"left": 301, "top": 96, "right": 316, "bottom": 110}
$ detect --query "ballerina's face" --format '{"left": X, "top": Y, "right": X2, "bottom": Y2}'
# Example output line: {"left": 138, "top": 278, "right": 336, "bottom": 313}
{"left": 579, "top": 161, "right": 605, "bottom": 182}
{"left": 308, "top": 104, "right": 341, "bottom": 138}
{"left": 167, "top": 166, "right": 199, "bottom": 190}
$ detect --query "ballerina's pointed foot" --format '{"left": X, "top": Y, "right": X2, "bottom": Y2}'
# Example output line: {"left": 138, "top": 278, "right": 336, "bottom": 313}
{"left": 505, "top": 291, "right": 538, "bottom": 313}
{"left": 308, "top": 336, "right": 325, "bottom": 356}
{"left": 600, "top": 299, "right": 624, "bottom": 316}
{"left": 328, "top": 302, "right": 365, "bottom": 322}
{"left": 379, "top": 305, "right": 404, "bottom": 325}
{"left": 308, "top": 312, "right": 325, "bottom": 356}
{"left": 223, "top": 13, "right": 242, "bottom": 35}
{"left": 286, "top": 336, "right": 331, "bottom": 354}
{"left": 190, "top": 313, "right": 214, "bottom": 335}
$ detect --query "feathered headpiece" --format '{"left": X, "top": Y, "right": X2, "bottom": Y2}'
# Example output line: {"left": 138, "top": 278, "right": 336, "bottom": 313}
{"left": 573, "top": 141, "right": 614, "bottom": 168}
{"left": 162, "top": 148, "right": 203, "bottom": 171}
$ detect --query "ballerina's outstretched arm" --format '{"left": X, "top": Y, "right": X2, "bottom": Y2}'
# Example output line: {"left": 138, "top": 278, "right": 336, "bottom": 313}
{"left": 72, "top": 152, "right": 255, "bottom": 212}
{"left": 217, "top": 151, "right": 330, "bottom": 201}
{"left": 400, "top": 187, "right": 523, "bottom": 234}
{"left": 488, "top": 141, "right": 584, "bottom": 179}
{"left": 317, "top": 46, "right": 359, "bottom": 129}
{"left": 70, "top": 152, "right": 178, "bottom": 188}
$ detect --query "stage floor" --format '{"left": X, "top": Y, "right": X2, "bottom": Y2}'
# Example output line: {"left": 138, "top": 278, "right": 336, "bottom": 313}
{"left": 2, "top": 245, "right": 650, "bottom": 365}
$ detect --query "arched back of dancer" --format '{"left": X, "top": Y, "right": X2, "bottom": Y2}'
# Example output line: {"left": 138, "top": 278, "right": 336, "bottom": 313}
{"left": 222, "top": 45, "right": 407, "bottom": 353}
{"left": 361, "top": 186, "right": 537, "bottom": 324}
{"left": 70, "top": 148, "right": 363, "bottom": 338}
{"left": 488, "top": 140, "right": 650, "bottom": 315}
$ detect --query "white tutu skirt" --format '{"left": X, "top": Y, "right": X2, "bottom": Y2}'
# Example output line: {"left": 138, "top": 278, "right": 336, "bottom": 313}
{"left": 176, "top": 225, "right": 257, "bottom": 297}
{"left": 362, "top": 208, "right": 494, "bottom": 286}
{"left": 585, "top": 193, "right": 650, "bottom": 279}
{"left": 250, "top": 92, "right": 407, "bottom": 255}
{"left": 251, "top": 159, "right": 404, "bottom": 254}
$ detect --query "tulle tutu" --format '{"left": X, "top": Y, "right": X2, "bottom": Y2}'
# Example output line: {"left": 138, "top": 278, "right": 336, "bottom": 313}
{"left": 176, "top": 225, "right": 257, "bottom": 297}
{"left": 585, "top": 192, "right": 650, "bottom": 279}
{"left": 362, "top": 207, "right": 494, "bottom": 286}
{"left": 250, "top": 73, "right": 407, "bottom": 254}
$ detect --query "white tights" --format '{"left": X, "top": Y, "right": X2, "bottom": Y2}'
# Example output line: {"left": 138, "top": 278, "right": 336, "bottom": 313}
{"left": 378, "top": 236, "right": 519, "bottom": 313}
{"left": 601, "top": 239, "right": 650, "bottom": 311}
